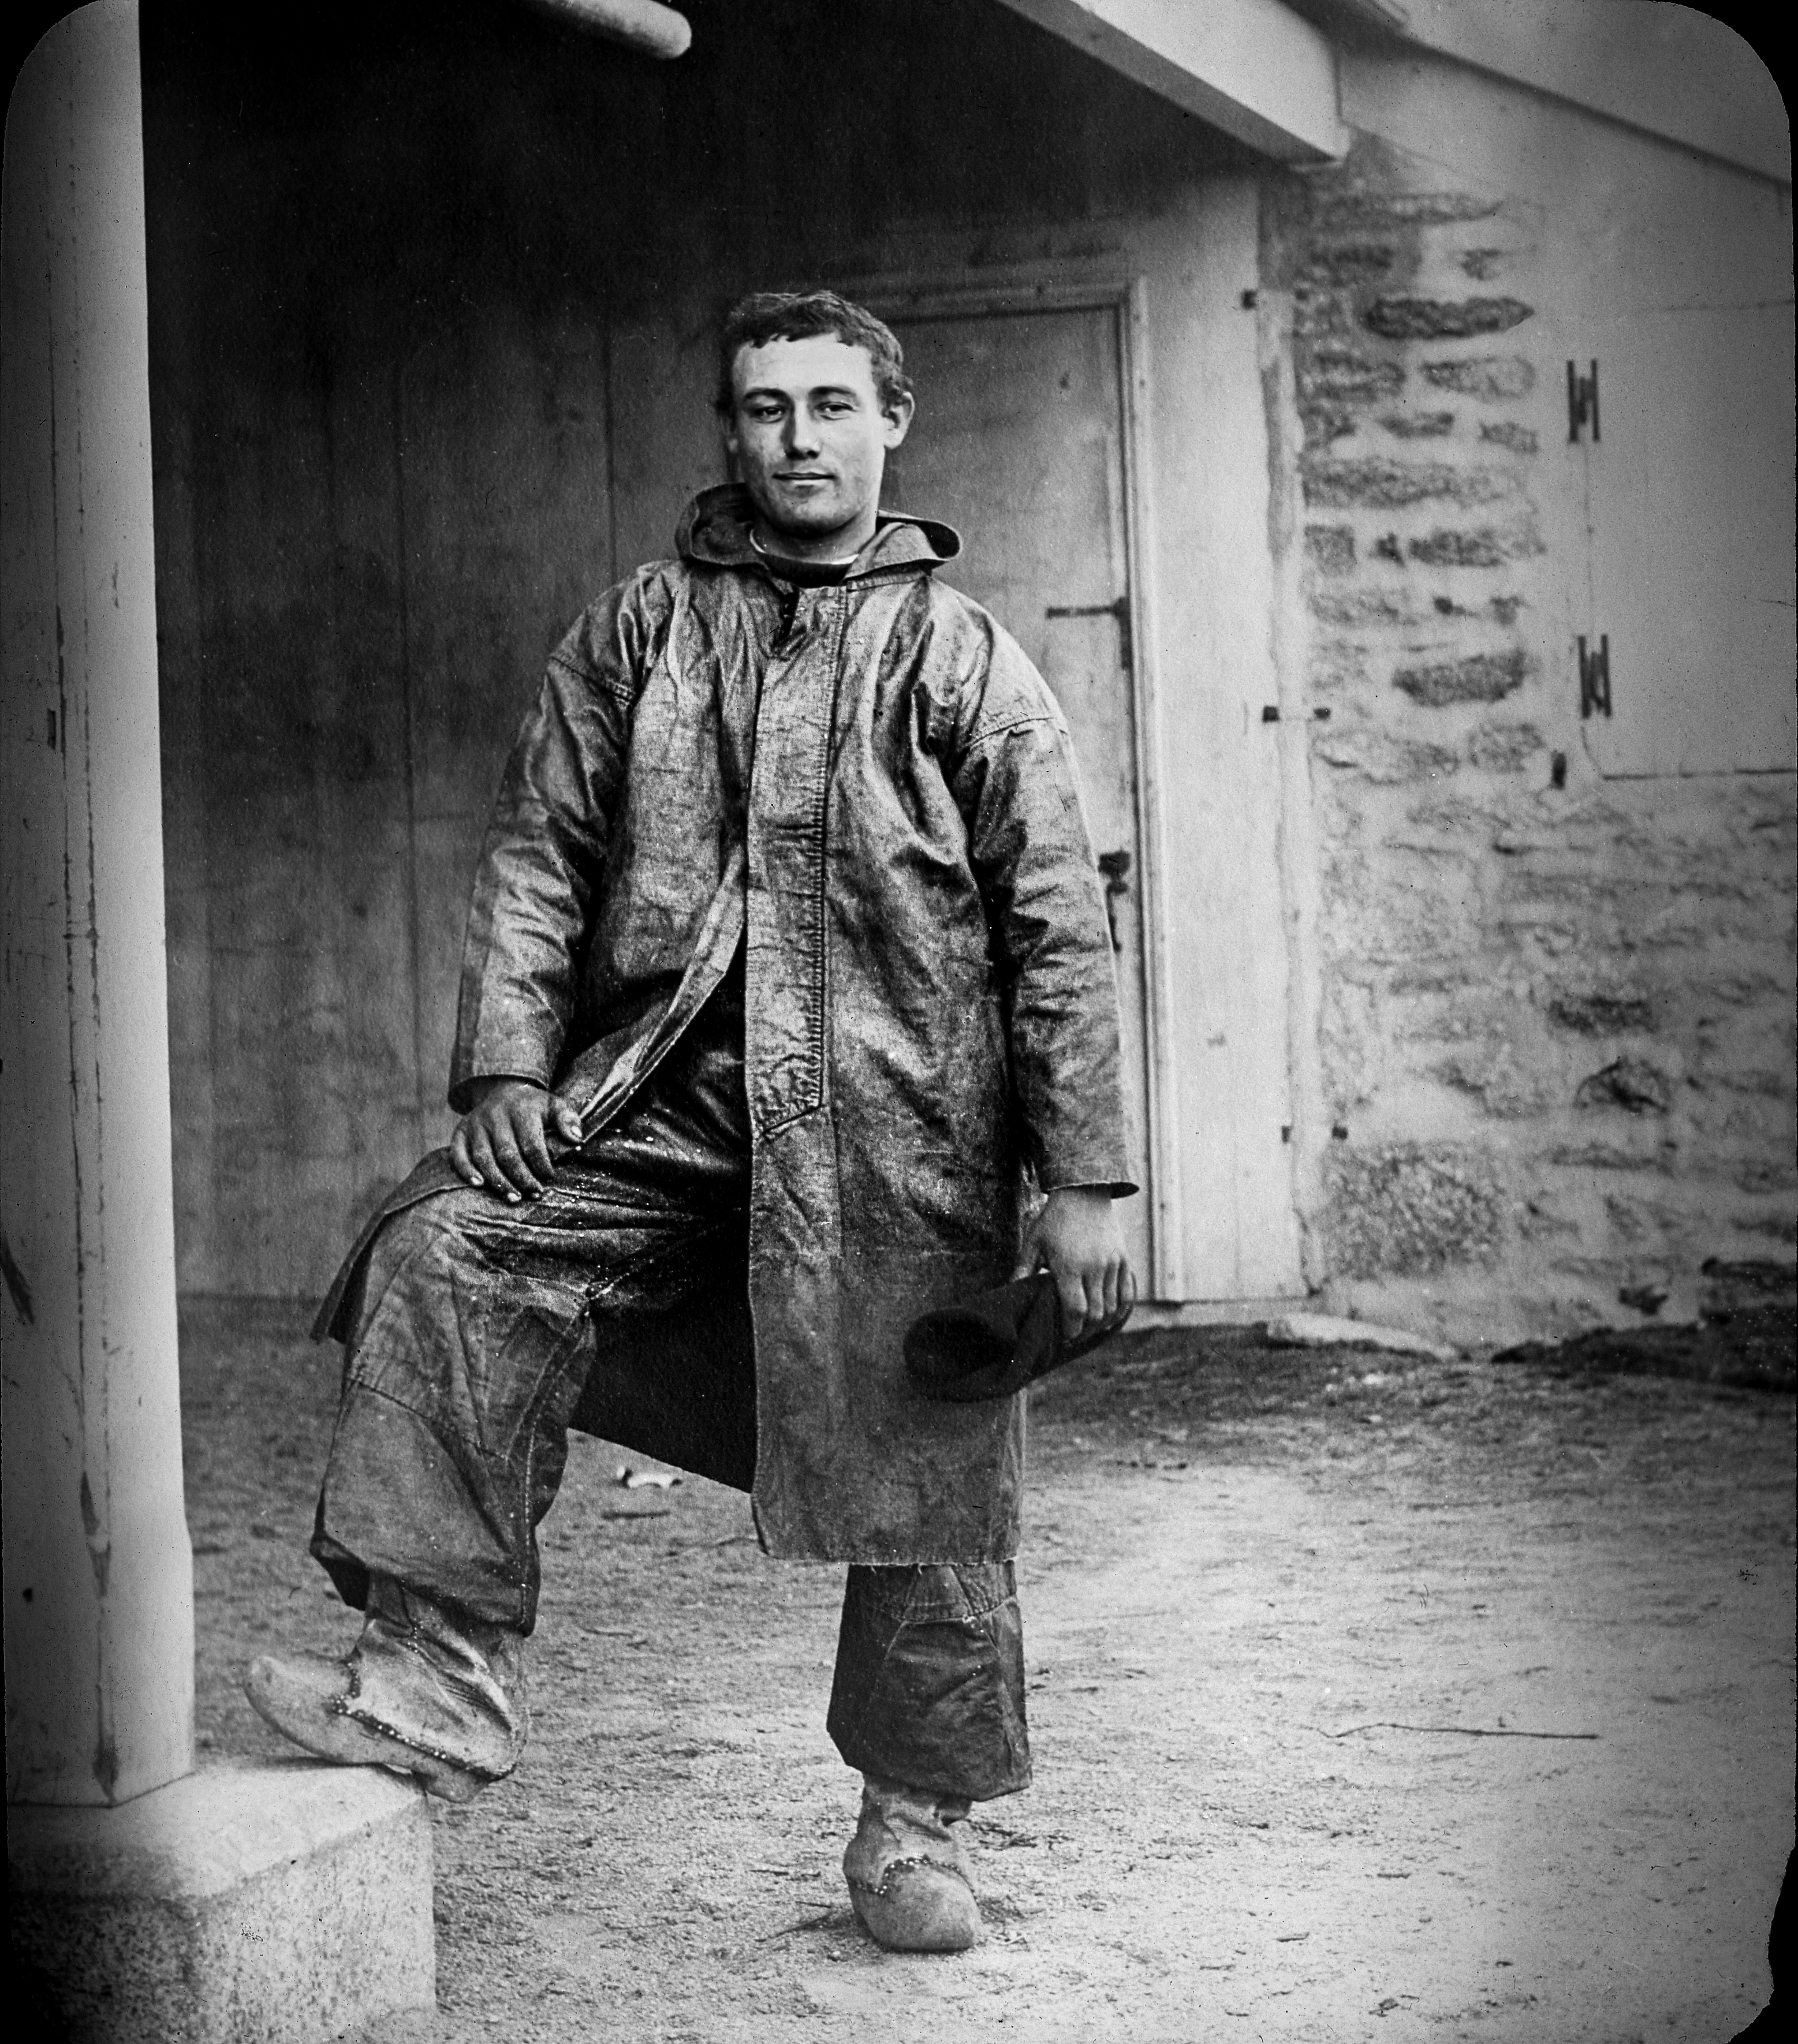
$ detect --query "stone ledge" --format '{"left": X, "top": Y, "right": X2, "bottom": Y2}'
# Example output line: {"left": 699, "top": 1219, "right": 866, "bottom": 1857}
{"left": 9, "top": 1759, "right": 434, "bottom": 2044}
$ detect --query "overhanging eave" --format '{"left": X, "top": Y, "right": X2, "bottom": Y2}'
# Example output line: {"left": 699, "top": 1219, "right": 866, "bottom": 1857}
{"left": 993, "top": 0, "right": 1348, "bottom": 163}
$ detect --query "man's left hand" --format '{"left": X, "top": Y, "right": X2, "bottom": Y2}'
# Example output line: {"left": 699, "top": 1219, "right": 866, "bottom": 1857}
{"left": 1013, "top": 1186, "right": 1136, "bottom": 1344}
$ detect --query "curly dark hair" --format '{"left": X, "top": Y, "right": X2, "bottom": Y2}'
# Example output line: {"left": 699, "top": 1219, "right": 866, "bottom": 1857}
{"left": 715, "top": 290, "right": 912, "bottom": 417}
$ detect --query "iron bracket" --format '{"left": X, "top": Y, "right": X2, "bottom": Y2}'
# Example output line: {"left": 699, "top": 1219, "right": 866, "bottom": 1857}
{"left": 1567, "top": 358, "right": 1600, "bottom": 443}
{"left": 1578, "top": 633, "right": 1612, "bottom": 718}
{"left": 1047, "top": 595, "right": 1133, "bottom": 671}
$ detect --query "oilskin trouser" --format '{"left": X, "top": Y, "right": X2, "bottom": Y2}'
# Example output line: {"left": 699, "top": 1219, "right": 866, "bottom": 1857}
{"left": 310, "top": 956, "right": 1030, "bottom": 1804}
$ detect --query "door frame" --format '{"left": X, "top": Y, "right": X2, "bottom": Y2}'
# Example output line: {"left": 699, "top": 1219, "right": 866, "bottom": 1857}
{"left": 852, "top": 271, "right": 1183, "bottom": 1298}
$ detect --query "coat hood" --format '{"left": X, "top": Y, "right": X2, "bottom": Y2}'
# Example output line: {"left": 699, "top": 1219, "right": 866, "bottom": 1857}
{"left": 676, "top": 482, "right": 960, "bottom": 576}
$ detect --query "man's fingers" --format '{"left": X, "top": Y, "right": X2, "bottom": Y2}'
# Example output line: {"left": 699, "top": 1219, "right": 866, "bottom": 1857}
{"left": 465, "top": 1122, "right": 506, "bottom": 1193}
{"left": 1104, "top": 1258, "right": 1134, "bottom": 1329}
{"left": 473, "top": 1113, "right": 536, "bottom": 1200}
{"left": 1083, "top": 1271, "right": 1106, "bottom": 1339}
{"left": 450, "top": 1123, "right": 481, "bottom": 1187}
{"left": 551, "top": 1099, "right": 585, "bottom": 1150}
{"left": 1055, "top": 1268, "right": 1087, "bottom": 1336}
{"left": 1100, "top": 1259, "right": 1120, "bottom": 1326}
{"left": 490, "top": 1122, "right": 544, "bottom": 1199}
{"left": 1011, "top": 1226, "right": 1043, "bottom": 1283}
{"left": 513, "top": 1102, "right": 557, "bottom": 1184}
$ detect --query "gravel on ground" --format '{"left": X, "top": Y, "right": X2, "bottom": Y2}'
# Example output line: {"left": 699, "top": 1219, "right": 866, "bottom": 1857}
{"left": 180, "top": 1303, "right": 1795, "bottom": 2044}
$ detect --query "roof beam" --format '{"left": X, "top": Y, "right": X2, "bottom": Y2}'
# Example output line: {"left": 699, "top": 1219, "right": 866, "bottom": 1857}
{"left": 993, "top": 0, "right": 1346, "bottom": 163}
{"left": 1386, "top": 1, "right": 1788, "bottom": 186}
{"left": 524, "top": 0, "right": 691, "bottom": 58}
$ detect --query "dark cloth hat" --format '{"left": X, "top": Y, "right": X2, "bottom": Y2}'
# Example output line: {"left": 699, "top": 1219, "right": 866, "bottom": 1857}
{"left": 903, "top": 1272, "right": 1121, "bottom": 1403}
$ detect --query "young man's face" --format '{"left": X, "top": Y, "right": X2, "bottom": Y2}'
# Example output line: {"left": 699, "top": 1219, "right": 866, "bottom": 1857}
{"left": 723, "top": 332, "right": 913, "bottom": 558}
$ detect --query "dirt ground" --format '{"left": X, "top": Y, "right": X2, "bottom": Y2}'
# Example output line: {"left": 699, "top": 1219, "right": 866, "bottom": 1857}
{"left": 180, "top": 1302, "right": 1794, "bottom": 2044}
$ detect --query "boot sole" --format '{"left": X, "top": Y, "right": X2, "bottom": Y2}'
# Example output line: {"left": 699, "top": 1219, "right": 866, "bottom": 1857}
{"left": 244, "top": 1656, "right": 495, "bottom": 1803}
{"left": 847, "top": 1871, "right": 982, "bottom": 1953}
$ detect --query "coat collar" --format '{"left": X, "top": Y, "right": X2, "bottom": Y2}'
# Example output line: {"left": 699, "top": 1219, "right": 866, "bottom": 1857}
{"left": 675, "top": 483, "right": 960, "bottom": 579}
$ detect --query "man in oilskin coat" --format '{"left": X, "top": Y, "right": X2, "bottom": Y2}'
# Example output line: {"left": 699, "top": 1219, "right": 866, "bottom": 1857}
{"left": 248, "top": 290, "right": 1137, "bottom": 1953}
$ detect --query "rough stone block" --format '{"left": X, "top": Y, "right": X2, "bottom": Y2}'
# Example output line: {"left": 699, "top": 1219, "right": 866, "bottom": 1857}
{"left": 1314, "top": 727, "right": 1460, "bottom": 785}
{"left": 1294, "top": 291, "right": 1356, "bottom": 339}
{"left": 1408, "top": 523, "right": 1542, "bottom": 566}
{"left": 1547, "top": 1139, "right": 1675, "bottom": 1176}
{"left": 1468, "top": 721, "right": 1544, "bottom": 771}
{"left": 1479, "top": 420, "right": 1539, "bottom": 454}
{"left": 1575, "top": 1057, "right": 1672, "bottom": 1115}
{"left": 1383, "top": 410, "right": 1456, "bottom": 439}
{"left": 1311, "top": 586, "right": 1422, "bottom": 627}
{"left": 1314, "top": 189, "right": 1499, "bottom": 233}
{"left": 1299, "top": 242, "right": 1398, "bottom": 285}
{"left": 1547, "top": 990, "right": 1655, "bottom": 1034}
{"left": 1363, "top": 296, "right": 1534, "bottom": 339}
{"left": 1304, "top": 524, "right": 1356, "bottom": 574}
{"left": 1299, "top": 347, "right": 1405, "bottom": 403}
{"left": 1707, "top": 1064, "right": 1796, "bottom": 1100}
{"left": 1325, "top": 1144, "right": 1504, "bottom": 1277}
{"left": 1517, "top": 1194, "right": 1583, "bottom": 1244}
{"left": 1616, "top": 1280, "right": 1671, "bottom": 1316}
{"left": 1302, "top": 403, "right": 1357, "bottom": 447}
{"left": 1393, "top": 649, "right": 1528, "bottom": 707}
{"left": 1431, "top": 1047, "right": 1553, "bottom": 1119}
{"left": 1457, "top": 248, "right": 1512, "bottom": 281}
{"left": 1700, "top": 1255, "right": 1798, "bottom": 1314}
{"left": 1420, "top": 356, "right": 1535, "bottom": 399}
{"left": 1310, "top": 638, "right": 1372, "bottom": 692}
{"left": 1602, "top": 1190, "right": 1662, "bottom": 1243}
{"left": 1322, "top": 855, "right": 1478, "bottom": 966}
{"left": 8, "top": 1761, "right": 434, "bottom": 2044}
{"left": 1319, "top": 976, "right": 1385, "bottom": 1109}
{"left": 1301, "top": 457, "right": 1516, "bottom": 510}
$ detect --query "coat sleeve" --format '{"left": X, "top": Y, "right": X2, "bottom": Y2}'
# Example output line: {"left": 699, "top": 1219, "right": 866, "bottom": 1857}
{"left": 939, "top": 614, "right": 1138, "bottom": 1195}
{"left": 447, "top": 573, "right": 666, "bottom": 1111}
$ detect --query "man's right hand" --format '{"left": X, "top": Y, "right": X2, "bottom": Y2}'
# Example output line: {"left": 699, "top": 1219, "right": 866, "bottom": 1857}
{"left": 450, "top": 1078, "right": 585, "bottom": 1202}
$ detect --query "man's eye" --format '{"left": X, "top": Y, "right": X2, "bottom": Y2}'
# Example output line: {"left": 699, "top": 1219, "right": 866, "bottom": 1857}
{"left": 817, "top": 401, "right": 853, "bottom": 417}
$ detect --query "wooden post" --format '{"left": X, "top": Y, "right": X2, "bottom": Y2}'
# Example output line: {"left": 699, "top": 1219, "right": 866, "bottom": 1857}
{"left": 4, "top": 18, "right": 436, "bottom": 2025}
{"left": 2, "top": 0, "right": 195, "bottom": 1808}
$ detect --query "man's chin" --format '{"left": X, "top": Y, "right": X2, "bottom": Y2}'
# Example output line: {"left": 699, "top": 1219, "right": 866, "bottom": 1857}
{"left": 746, "top": 487, "right": 859, "bottom": 540}
{"left": 759, "top": 512, "right": 859, "bottom": 551}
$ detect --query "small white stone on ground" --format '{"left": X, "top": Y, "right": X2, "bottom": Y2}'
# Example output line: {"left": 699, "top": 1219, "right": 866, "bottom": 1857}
{"left": 1264, "top": 1313, "right": 1457, "bottom": 1363}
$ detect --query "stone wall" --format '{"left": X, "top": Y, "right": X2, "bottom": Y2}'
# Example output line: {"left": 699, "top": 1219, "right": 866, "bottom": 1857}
{"left": 1261, "top": 124, "right": 1795, "bottom": 1343}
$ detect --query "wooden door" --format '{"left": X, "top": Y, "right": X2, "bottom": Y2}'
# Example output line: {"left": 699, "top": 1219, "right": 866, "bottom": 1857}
{"left": 882, "top": 304, "right": 1158, "bottom": 1284}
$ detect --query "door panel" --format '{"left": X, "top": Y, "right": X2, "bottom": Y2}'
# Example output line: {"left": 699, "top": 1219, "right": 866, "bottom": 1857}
{"left": 1580, "top": 303, "right": 1797, "bottom": 777}
{"left": 882, "top": 307, "right": 1155, "bottom": 1283}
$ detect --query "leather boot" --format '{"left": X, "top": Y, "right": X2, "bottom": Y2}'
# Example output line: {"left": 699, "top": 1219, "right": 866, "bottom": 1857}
{"left": 244, "top": 1575, "right": 527, "bottom": 1800}
{"left": 842, "top": 1774, "right": 982, "bottom": 1952}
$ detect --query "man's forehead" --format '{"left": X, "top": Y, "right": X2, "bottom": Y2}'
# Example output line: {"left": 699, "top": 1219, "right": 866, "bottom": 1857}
{"left": 731, "top": 331, "right": 878, "bottom": 397}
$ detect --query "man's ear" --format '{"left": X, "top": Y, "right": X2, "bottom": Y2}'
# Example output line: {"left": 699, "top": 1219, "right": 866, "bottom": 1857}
{"left": 881, "top": 391, "right": 915, "bottom": 449}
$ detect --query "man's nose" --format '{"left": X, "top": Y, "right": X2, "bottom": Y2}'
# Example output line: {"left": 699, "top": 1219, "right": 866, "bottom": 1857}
{"left": 783, "top": 408, "right": 822, "bottom": 455}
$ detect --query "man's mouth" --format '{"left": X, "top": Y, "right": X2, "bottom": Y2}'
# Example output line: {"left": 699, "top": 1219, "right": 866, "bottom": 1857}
{"left": 777, "top": 471, "right": 832, "bottom": 484}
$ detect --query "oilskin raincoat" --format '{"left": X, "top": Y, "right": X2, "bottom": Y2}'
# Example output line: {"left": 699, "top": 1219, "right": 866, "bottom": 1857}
{"left": 320, "top": 484, "right": 1132, "bottom": 1564}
